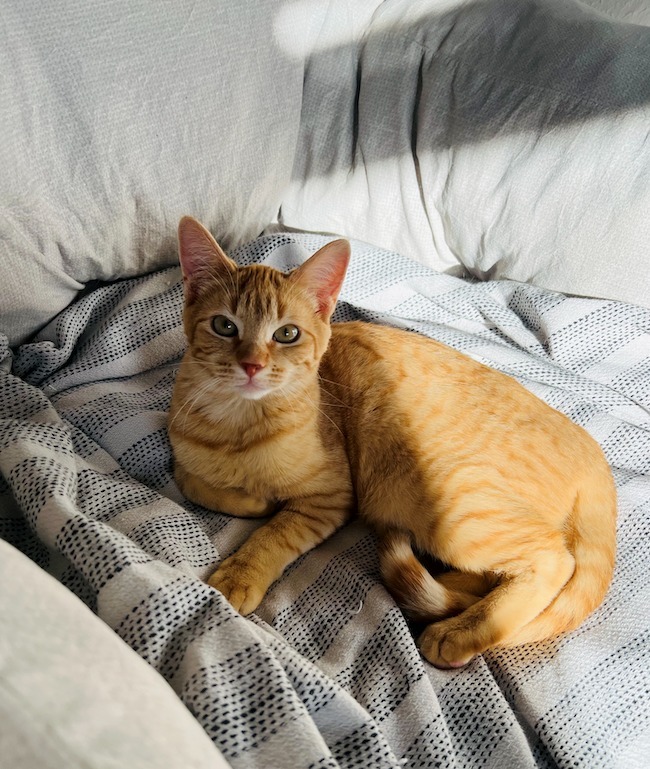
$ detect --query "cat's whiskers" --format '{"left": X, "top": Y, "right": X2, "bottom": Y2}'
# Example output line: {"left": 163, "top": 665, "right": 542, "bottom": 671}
{"left": 317, "top": 375, "right": 356, "bottom": 392}
{"left": 299, "top": 386, "right": 345, "bottom": 440}
{"left": 169, "top": 376, "right": 220, "bottom": 432}
{"left": 317, "top": 375, "right": 351, "bottom": 409}
{"left": 185, "top": 358, "right": 229, "bottom": 372}
{"left": 272, "top": 388, "right": 308, "bottom": 433}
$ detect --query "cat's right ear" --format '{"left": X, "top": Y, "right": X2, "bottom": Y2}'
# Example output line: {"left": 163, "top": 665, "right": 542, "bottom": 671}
{"left": 177, "top": 216, "right": 236, "bottom": 302}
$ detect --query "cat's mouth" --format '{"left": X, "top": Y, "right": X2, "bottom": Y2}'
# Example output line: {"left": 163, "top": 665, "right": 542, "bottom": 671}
{"left": 235, "top": 377, "right": 275, "bottom": 401}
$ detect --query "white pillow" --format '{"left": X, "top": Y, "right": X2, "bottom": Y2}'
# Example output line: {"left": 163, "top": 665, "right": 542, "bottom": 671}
{"left": 279, "top": 0, "right": 650, "bottom": 307}
{"left": 0, "top": 539, "right": 229, "bottom": 768}
{"left": 0, "top": 0, "right": 303, "bottom": 345}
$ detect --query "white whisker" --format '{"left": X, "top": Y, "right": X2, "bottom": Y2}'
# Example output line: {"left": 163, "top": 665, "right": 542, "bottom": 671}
{"left": 318, "top": 375, "right": 356, "bottom": 393}
{"left": 168, "top": 376, "right": 219, "bottom": 431}
{"left": 300, "top": 387, "right": 345, "bottom": 440}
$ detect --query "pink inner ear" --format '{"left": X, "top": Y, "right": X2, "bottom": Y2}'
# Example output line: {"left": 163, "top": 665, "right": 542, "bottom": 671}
{"left": 293, "top": 239, "right": 351, "bottom": 317}
{"left": 177, "top": 217, "right": 235, "bottom": 299}
{"left": 178, "top": 217, "right": 218, "bottom": 277}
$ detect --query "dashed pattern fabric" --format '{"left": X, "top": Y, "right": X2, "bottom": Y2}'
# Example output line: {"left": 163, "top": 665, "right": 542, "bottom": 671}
{"left": 1, "top": 233, "right": 648, "bottom": 769}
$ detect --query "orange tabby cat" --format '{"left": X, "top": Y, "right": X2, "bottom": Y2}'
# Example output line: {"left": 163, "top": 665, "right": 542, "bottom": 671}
{"left": 168, "top": 216, "right": 617, "bottom": 669}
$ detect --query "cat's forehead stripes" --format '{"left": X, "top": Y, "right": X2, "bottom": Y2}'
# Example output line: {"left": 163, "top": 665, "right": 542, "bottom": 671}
{"left": 232, "top": 266, "right": 289, "bottom": 322}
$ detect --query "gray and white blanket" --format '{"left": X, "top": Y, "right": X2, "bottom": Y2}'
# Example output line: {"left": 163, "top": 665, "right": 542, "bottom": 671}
{"left": 1, "top": 234, "right": 648, "bottom": 768}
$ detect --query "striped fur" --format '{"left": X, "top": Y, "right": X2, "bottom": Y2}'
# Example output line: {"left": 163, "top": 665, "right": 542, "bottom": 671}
{"left": 169, "top": 217, "right": 617, "bottom": 668}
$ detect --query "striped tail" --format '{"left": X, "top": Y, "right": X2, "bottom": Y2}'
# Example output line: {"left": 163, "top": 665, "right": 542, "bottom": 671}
{"left": 378, "top": 529, "right": 483, "bottom": 621}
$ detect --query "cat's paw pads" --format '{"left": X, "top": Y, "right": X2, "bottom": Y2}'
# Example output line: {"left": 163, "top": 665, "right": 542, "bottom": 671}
{"left": 417, "top": 624, "right": 475, "bottom": 670}
{"left": 207, "top": 561, "right": 266, "bottom": 615}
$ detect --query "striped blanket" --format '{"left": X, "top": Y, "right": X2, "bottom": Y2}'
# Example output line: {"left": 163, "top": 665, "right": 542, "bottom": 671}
{"left": 1, "top": 233, "right": 648, "bottom": 768}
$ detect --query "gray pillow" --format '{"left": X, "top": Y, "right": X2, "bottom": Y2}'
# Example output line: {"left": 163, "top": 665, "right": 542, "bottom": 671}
{"left": 0, "top": 0, "right": 303, "bottom": 346}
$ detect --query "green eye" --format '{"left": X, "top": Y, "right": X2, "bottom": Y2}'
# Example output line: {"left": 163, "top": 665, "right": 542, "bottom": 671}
{"left": 273, "top": 324, "right": 301, "bottom": 344}
{"left": 212, "top": 315, "right": 238, "bottom": 337}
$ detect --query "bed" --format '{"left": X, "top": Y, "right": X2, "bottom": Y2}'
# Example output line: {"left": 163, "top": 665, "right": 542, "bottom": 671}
{"left": 1, "top": 1, "right": 649, "bottom": 767}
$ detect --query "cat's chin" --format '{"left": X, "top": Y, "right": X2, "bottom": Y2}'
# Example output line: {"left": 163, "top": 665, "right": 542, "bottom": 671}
{"left": 236, "top": 382, "right": 274, "bottom": 401}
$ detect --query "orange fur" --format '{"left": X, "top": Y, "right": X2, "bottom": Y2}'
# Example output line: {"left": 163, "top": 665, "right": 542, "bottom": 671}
{"left": 168, "top": 217, "right": 617, "bottom": 668}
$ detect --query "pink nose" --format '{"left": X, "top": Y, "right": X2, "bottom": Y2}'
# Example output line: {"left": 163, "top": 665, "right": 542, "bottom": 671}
{"left": 241, "top": 362, "right": 264, "bottom": 379}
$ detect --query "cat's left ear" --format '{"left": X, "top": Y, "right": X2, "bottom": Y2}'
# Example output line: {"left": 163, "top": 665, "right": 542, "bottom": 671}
{"left": 290, "top": 239, "right": 350, "bottom": 319}
{"left": 177, "top": 216, "right": 237, "bottom": 302}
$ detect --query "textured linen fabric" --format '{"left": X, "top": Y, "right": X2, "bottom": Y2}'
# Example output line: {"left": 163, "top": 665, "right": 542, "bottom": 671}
{"left": 5, "top": 0, "right": 650, "bottom": 348}
{"left": 0, "top": 539, "right": 229, "bottom": 769}
{"left": 581, "top": 0, "right": 650, "bottom": 24}
{"left": 1, "top": 233, "right": 648, "bottom": 769}
{"left": 279, "top": 0, "right": 650, "bottom": 308}
{"left": 0, "top": 0, "right": 304, "bottom": 346}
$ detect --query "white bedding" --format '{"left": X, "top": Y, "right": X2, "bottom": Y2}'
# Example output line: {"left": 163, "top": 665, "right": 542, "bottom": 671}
{"left": 2, "top": 0, "right": 650, "bottom": 348}
{"left": 279, "top": 0, "right": 650, "bottom": 307}
{"left": 1, "top": 233, "right": 648, "bottom": 768}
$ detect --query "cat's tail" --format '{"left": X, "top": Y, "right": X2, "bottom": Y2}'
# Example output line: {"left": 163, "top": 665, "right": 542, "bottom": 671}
{"left": 378, "top": 529, "right": 485, "bottom": 621}
{"left": 503, "top": 468, "right": 618, "bottom": 647}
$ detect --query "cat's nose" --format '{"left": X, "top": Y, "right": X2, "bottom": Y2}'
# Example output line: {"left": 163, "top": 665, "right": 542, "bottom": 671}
{"left": 241, "top": 362, "right": 264, "bottom": 379}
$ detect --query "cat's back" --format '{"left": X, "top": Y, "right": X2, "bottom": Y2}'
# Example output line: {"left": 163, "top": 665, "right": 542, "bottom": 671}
{"left": 321, "top": 322, "right": 608, "bottom": 522}
{"left": 322, "top": 321, "right": 518, "bottom": 447}
{"left": 323, "top": 321, "right": 501, "bottom": 402}
{"left": 324, "top": 321, "right": 586, "bottom": 430}
{"left": 321, "top": 320, "right": 490, "bottom": 477}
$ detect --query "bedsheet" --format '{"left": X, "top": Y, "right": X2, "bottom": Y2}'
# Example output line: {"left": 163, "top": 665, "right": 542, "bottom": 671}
{"left": 1, "top": 233, "right": 649, "bottom": 769}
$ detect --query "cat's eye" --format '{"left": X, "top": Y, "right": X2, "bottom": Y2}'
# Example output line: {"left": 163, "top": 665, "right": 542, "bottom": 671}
{"left": 273, "top": 324, "right": 301, "bottom": 344}
{"left": 212, "top": 315, "right": 238, "bottom": 337}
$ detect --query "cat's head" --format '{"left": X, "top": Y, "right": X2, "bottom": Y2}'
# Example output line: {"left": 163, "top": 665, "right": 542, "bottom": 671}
{"left": 177, "top": 216, "right": 350, "bottom": 402}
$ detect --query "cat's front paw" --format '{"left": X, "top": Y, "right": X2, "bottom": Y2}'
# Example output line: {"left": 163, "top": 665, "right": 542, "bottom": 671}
{"left": 207, "top": 558, "right": 268, "bottom": 615}
{"left": 418, "top": 621, "right": 477, "bottom": 670}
